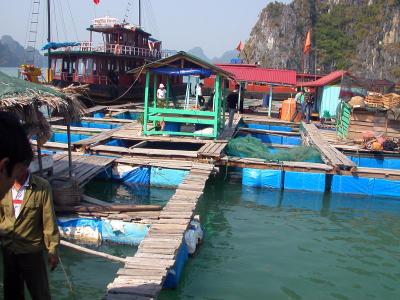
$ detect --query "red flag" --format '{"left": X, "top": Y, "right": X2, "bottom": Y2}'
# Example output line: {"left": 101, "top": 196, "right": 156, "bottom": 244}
{"left": 236, "top": 41, "right": 244, "bottom": 52}
{"left": 93, "top": 0, "right": 100, "bottom": 5}
{"left": 303, "top": 30, "right": 311, "bottom": 54}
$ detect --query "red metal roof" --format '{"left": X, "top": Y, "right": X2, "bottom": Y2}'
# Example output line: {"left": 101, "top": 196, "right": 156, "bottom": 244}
{"left": 297, "top": 70, "right": 347, "bottom": 87}
{"left": 216, "top": 64, "right": 297, "bottom": 86}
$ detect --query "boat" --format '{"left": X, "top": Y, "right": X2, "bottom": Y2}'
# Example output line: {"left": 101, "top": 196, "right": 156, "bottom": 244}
{"left": 22, "top": 0, "right": 177, "bottom": 103}
{"left": 48, "top": 14, "right": 176, "bottom": 101}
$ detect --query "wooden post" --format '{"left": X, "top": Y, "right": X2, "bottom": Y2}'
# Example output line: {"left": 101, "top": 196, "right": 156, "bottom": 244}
{"left": 166, "top": 76, "right": 170, "bottom": 106}
{"left": 143, "top": 70, "right": 150, "bottom": 135}
{"left": 222, "top": 78, "right": 227, "bottom": 127}
{"left": 268, "top": 84, "right": 273, "bottom": 118}
{"left": 67, "top": 124, "right": 73, "bottom": 178}
{"left": 153, "top": 74, "right": 157, "bottom": 106}
{"left": 61, "top": 240, "right": 125, "bottom": 263}
{"left": 238, "top": 81, "right": 242, "bottom": 114}
{"left": 37, "top": 146, "right": 43, "bottom": 176}
{"left": 214, "top": 75, "right": 221, "bottom": 137}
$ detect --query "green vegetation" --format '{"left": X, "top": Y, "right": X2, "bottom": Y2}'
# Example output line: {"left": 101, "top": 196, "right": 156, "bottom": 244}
{"left": 315, "top": 0, "right": 389, "bottom": 71}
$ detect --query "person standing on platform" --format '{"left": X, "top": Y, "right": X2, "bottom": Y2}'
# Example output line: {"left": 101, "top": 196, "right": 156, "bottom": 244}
{"left": 196, "top": 83, "right": 205, "bottom": 107}
{"left": 0, "top": 112, "right": 33, "bottom": 200}
{"left": 0, "top": 158, "right": 60, "bottom": 300}
{"left": 304, "top": 93, "right": 315, "bottom": 123}
{"left": 227, "top": 84, "right": 240, "bottom": 127}
{"left": 157, "top": 83, "right": 167, "bottom": 107}
{"left": 290, "top": 88, "right": 305, "bottom": 122}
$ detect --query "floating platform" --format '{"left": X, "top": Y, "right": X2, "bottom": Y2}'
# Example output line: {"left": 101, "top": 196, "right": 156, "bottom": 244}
{"left": 105, "top": 163, "right": 214, "bottom": 299}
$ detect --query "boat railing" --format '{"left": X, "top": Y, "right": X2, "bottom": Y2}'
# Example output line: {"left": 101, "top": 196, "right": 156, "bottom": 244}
{"left": 63, "top": 42, "right": 174, "bottom": 59}
{"left": 56, "top": 72, "right": 109, "bottom": 85}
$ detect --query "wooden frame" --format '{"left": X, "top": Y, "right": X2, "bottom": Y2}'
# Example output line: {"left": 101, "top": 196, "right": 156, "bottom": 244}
{"left": 140, "top": 53, "right": 233, "bottom": 139}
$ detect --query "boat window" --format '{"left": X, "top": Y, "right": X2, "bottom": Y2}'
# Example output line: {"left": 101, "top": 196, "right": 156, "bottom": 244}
{"left": 78, "top": 59, "right": 85, "bottom": 75}
{"left": 86, "top": 58, "right": 93, "bottom": 76}
{"left": 55, "top": 58, "right": 62, "bottom": 75}
{"left": 93, "top": 61, "right": 97, "bottom": 75}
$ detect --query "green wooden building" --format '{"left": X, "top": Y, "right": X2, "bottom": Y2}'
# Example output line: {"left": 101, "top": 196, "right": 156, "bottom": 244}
{"left": 128, "top": 52, "right": 234, "bottom": 139}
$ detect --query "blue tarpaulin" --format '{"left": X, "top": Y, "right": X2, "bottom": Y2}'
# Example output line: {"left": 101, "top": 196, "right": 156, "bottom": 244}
{"left": 151, "top": 67, "right": 213, "bottom": 77}
{"left": 120, "top": 167, "right": 151, "bottom": 185}
{"left": 242, "top": 168, "right": 283, "bottom": 189}
{"left": 150, "top": 167, "right": 188, "bottom": 188}
{"left": 284, "top": 171, "right": 326, "bottom": 192}
{"left": 331, "top": 175, "right": 400, "bottom": 198}
{"left": 348, "top": 155, "right": 400, "bottom": 170}
{"left": 41, "top": 42, "right": 80, "bottom": 50}
{"left": 163, "top": 243, "right": 189, "bottom": 289}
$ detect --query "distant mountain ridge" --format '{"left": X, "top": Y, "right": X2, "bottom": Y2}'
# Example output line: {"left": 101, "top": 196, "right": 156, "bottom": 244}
{"left": 187, "top": 47, "right": 239, "bottom": 64}
{"left": 0, "top": 35, "right": 46, "bottom": 67}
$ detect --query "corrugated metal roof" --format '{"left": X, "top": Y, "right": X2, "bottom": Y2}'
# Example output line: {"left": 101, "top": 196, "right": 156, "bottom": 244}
{"left": 297, "top": 70, "right": 347, "bottom": 87}
{"left": 216, "top": 64, "right": 297, "bottom": 86}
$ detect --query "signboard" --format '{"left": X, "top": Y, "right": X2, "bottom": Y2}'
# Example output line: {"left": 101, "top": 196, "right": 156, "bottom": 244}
{"left": 230, "top": 58, "right": 244, "bottom": 64}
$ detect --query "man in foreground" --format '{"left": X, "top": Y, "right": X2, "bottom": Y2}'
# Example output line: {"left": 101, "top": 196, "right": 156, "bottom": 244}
{"left": 0, "top": 112, "right": 34, "bottom": 200}
{"left": 0, "top": 158, "right": 60, "bottom": 300}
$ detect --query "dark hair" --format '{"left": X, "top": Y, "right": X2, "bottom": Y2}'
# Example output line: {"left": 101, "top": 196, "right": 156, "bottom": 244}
{"left": 0, "top": 112, "right": 33, "bottom": 175}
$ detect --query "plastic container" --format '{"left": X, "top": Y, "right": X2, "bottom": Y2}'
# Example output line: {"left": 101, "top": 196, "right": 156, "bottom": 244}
{"left": 164, "top": 122, "right": 181, "bottom": 132}
{"left": 281, "top": 98, "right": 302, "bottom": 122}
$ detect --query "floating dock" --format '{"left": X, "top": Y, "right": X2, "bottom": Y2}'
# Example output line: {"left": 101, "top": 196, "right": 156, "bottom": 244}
{"left": 105, "top": 163, "right": 214, "bottom": 300}
{"left": 33, "top": 104, "right": 400, "bottom": 299}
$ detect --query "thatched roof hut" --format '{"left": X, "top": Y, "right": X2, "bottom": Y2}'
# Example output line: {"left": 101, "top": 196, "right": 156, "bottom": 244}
{"left": 0, "top": 71, "right": 84, "bottom": 145}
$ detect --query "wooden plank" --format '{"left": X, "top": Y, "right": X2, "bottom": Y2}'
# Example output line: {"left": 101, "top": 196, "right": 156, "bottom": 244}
{"left": 104, "top": 293, "right": 153, "bottom": 300}
{"left": 238, "top": 127, "right": 301, "bottom": 137}
{"left": 303, "top": 122, "right": 356, "bottom": 169}
{"left": 107, "top": 284, "right": 161, "bottom": 297}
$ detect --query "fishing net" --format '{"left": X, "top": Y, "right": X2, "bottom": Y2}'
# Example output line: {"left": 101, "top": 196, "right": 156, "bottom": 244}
{"left": 226, "top": 135, "right": 323, "bottom": 163}
{"left": 0, "top": 71, "right": 64, "bottom": 98}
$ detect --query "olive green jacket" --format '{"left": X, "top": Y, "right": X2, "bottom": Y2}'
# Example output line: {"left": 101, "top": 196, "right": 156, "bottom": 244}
{"left": 0, "top": 175, "right": 60, "bottom": 255}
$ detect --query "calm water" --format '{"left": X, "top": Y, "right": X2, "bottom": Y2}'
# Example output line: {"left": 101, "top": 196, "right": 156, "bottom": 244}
{"left": 159, "top": 177, "right": 400, "bottom": 300}
{"left": 84, "top": 178, "right": 175, "bottom": 206}
{"left": 0, "top": 67, "right": 19, "bottom": 77}
{"left": 0, "top": 177, "right": 399, "bottom": 299}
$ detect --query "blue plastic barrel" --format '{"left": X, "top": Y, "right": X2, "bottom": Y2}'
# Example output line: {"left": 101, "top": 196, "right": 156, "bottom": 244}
{"left": 262, "top": 94, "right": 270, "bottom": 107}
{"left": 164, "top": 122, "right": 181, "bottom": 132}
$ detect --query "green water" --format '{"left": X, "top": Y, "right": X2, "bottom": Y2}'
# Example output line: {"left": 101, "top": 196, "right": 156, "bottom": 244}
{"left": 159, "top": 178, "right": 400, "bottom": 300}
{"left": 0, "top": 244, "right": 132, "bottom": 300}
{"left": 84, "top": 178, "right": 175, "bottom": 206}
{"left": 0, "top": 178, "right": 399, "bottom": 299}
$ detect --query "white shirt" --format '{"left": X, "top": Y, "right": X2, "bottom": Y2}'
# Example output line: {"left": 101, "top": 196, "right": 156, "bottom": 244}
{"left": 157, "top": 88, "right": 166, "bottom": 100}
{"left": 196, "top": 85, "right": 203, "bottom": 96}
{"left": 11, "top": 173, "right": 30, "bottom": 218}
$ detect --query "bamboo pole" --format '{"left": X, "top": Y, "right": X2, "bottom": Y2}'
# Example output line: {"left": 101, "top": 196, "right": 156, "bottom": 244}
{"left": 60, "top": 240, "right": 126, "bottom": 263}
{"left": 66, "top": 124, "right": 72, "bottom": 178}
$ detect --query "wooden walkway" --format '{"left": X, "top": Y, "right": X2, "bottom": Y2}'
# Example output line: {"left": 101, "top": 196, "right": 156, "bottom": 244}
{"left": 52, "top": 153, "right": 115, "bottom": 187}
{"left": 302, "top": 122, "right": 356, "bottom": 170}
{"left": 105, "top": 163, "right": 214, "bottom": 300}
{"left": 74, "top": 122, "right": 141, "bottom": 148}
{"left": 221, "top": 156, "right": 333, "bottom": 173}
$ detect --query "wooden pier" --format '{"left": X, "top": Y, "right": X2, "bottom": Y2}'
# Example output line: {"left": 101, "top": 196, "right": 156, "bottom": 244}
{"left": 51, "top": 153, "right": 115, "bottom": 187}
{"left": 105, "top": 163, "right": 214, "bottom": 300}
{"left": 302, "top": 122, "right": 356, "bottom": 170}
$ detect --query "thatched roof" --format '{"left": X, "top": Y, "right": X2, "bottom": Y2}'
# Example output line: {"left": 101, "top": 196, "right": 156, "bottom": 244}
{"left": 0, "top": 71, "right": 85, "bottom": 145}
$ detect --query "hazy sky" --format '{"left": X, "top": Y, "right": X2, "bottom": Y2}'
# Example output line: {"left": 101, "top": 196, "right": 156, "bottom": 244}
{"left": 0, "top": 0, "right": 285, "bottom": 58}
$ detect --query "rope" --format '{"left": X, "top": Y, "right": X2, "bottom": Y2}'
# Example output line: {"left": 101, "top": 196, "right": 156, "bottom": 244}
{"left": 58, "top": 255, "right": 76, "bottom": 298}
{"left": 56, "top": 0, "right": 68, "bottom": 41}
{"left": 83, "top": 63, "right": 146, "bottom": 105}
{"left": 66, "top": 0, "right": 79, "bottom": 41}
{"left": 52, "top": 0, "right": 60, "bottom": 42}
